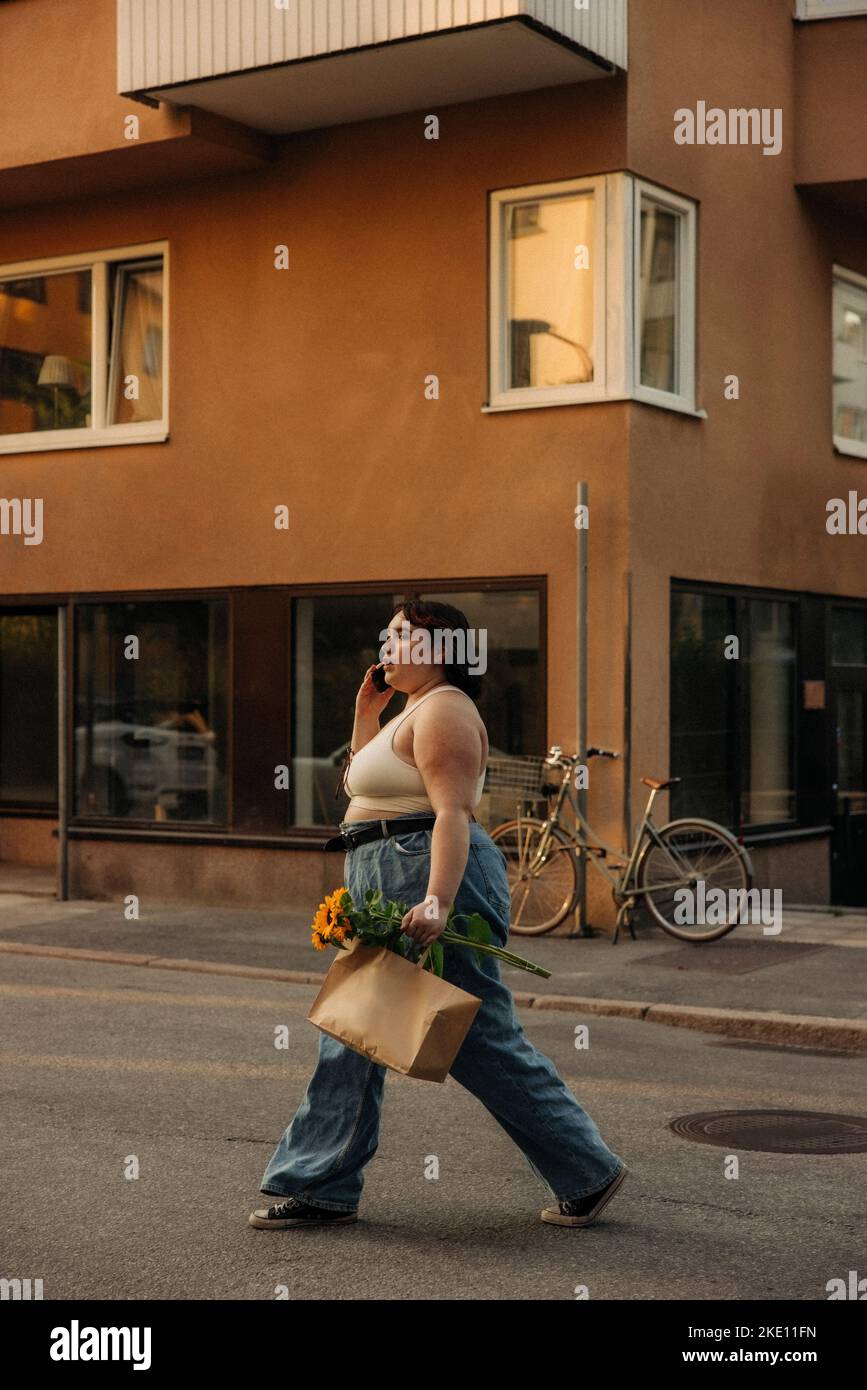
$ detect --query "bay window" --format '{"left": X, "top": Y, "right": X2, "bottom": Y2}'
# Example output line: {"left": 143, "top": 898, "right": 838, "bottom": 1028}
{"left": 833, "top": 267, "right": 867, "bottom": 458}
{"left": 635, "top": 182, "right": 697, "bottom": 412}
{"left": 488, "top": 173, "right": 697, "bottom": 414}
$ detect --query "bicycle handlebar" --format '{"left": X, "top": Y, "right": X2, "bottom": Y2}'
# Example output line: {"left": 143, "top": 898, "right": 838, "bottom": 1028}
{"left": 545, "top": 745, "right": 621, "bottom": 765}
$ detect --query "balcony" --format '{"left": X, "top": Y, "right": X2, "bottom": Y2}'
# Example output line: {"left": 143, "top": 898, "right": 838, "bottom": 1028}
{"left": 0, "top": 0, "right": 273, "bottom": 209}
{"left": 117, "top": 0, "right": 627, "bottom": 133}
{"left": 794, "top": 6, "right": 867, "bottom": 214}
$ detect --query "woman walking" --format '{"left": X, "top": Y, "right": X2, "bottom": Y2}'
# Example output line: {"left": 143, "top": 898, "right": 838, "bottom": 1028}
{"left": 250, "top": 599, "right": 627, "bottom": 1230}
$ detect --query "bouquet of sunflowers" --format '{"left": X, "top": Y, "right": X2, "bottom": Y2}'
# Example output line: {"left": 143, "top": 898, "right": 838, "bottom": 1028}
{"left": 311, "top": 886, "right": 551, "bottom": 980}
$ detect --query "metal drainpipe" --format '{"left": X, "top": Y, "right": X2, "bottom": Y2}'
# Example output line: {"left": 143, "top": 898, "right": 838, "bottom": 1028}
{"left": 575, "top": 481, "right": 593, "bottom": 937}
{"left": 57, "top": 604, "right": 68, "bottom": 901}
{"left": 623, "top": 571, "right": 633, "bottom": 855}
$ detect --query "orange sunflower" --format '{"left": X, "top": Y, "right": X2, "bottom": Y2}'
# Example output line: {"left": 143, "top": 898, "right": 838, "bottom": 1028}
{"left": 311, "top": 886, "right": 353, "bottom": 950}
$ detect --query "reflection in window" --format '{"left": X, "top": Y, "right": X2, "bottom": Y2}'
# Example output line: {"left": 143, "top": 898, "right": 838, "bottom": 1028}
{"left": 0, "top": 611, "right": 57, "bottom": 804}
{"left": 3, "top": 279, "right": 47, "bottom": 304}
{"left": 739, "top": 601, "right": 796, "bottom": 826}
{"left": 833, "top": 273, "right": 867, "bottom": 447}
{"left": 836, "top": 690, "right": 866, "bottom": 816}
{"left": 640, "top": 200, "right": 679, "bottom": 394}
{"left": 0, "top": 271, "right": 92, "bottom": 434}
{"left": 507, "top": 194, "right": 595, "bottom": 389}
{"left": 671, "top": 589, "right": 797, "bottom": 829}
{"left": 107, "top": 259, "right": 164, "bottom": 425}
{"left": 74, "top": 600, "right": 228, "bottom": 822}
{"left": 291, "top": 589, "right": 543, "bottom": 828}
{"left": 670, "top": 591, "right": 735, "bottom": 825}
{"left": 832, "top": 607, "right": 867, "bottom": 667}
{"left": 292, "top": 594, "right": 404, "bottom": 827}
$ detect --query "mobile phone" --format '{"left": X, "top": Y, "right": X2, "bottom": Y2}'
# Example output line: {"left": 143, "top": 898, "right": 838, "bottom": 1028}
{"left": 371, "top": 664, "right": 389, "bottom": 693}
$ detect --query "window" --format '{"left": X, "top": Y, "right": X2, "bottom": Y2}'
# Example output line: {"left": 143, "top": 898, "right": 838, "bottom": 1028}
{"left": 833, "top": 267, "right": 867, "bottom": 459}
{"left": 489, "top": 176, "right": 608, "bottom": 408}
{"left": 488, "top": 174, "right": 697, "bottom": 414}
{"left": 74, "top": 599, "right": 228, "bottom": 823}
{"left": 0, "top": 243, "right": 167, "bottom": 454}
{"left": 0, "top": 610, "right": 57, "bottom": 805}
{"left": 635, "top": 182, "right": 697, "bottom": 412}
{"left": 670, "top": 587, "right": 797, "bottom": 830}
{"left": 291, "top": 586, "right": 544, "bottom": 828}
{"left": 832, "top": 606, "right": 867, "bottom": 667}
{"left": 835, "top": 690, "right": 866, "bottom": 815}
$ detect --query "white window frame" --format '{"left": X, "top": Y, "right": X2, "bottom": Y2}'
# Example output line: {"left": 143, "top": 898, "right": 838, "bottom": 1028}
{"left": 486, "top": 173, "right": 700, "bottom": 417}
{"left": 832, "top": 264, "right": 867, "bottom": 461}
{"left": 0, "top": 241, "right": 169, "bottom": 455}
{"left": 633, "top": 180, "right": 697, "bottom": 415}
{"left": 488, "top": 175, "right": 612, "bottom": 409}
{"left": 795, "top": 1, "right": 867, "bottom": 19}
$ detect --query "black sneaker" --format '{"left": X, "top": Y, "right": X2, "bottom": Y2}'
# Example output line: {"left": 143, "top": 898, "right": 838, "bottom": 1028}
{"left": 540, "top": 1164, "right": 629, "bottom": 1227}
{"left": 248, "top": 1195, "right": 358, "bottom": 1229}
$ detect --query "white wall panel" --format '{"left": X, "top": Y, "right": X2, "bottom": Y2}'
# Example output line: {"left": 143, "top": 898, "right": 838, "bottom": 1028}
{"left": 118, "top": 0, "right": 627, "bottom": 92}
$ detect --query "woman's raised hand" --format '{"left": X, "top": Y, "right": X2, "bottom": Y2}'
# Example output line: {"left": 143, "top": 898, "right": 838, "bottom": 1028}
{"left": 355, "top": 664, "right": 394, "bottom": 718}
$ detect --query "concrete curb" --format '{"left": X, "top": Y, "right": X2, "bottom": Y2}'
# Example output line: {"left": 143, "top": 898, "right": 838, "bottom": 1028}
{"left": 0, "top": 940, "right": 326, "bottom": 985}
{"left": 2, "top": 939, "right": 866, "bottom": 1053}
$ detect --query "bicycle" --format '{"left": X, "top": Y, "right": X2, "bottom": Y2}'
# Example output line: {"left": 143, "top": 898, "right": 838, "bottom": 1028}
{"left": 487, "top": 746, "right": 754, "bottom": 942}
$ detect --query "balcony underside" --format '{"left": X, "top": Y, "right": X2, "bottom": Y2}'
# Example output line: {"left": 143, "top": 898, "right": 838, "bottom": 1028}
{"left": 0, "top": 110, "right": 273, "bottom": 211}
{"left": 133, "top": 19, "right": 615, "bottom": 134}
{"left": 797, "top": 180, "right": 867, "bottom": 222}
{"left": 794, "top": 16, "right": 867, "bottom": 202}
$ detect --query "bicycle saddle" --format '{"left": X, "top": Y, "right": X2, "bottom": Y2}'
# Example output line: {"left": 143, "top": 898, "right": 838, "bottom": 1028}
{"left": 641, "top": 776, "right": 681, "bottom": 790}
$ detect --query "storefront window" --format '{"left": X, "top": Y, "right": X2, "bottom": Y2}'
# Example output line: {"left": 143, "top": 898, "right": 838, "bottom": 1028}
{"left": 671, "top": 587, "right": 797, "bottom": 829}
{"left": 0, "top": 610, "right": 57, "bottom": 804}
{"left": 291, "top": 588, "right": 543, "bottom": 828}
{"left": 739, "top": 600, "right": 796, "bottom": 825}
{"left": 74, "top": 599, "right": 228, "bottom": 822}
{"left": 670, "top": 590, "right": 735, "bottom": 824}
{"left": 832, "top": 607, "right": 867, "bottom": 667}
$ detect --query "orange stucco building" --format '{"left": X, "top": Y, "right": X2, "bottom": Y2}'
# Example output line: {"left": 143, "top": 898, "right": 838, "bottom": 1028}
{"left": 1, "top": 0, "right": 866, "bottom": 924}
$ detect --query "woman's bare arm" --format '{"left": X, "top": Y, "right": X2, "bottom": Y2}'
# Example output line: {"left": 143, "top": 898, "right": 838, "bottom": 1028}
{"left": 351, "top": 665, "right": 394, "bottom": 752}
{"left": 400, "top": 699, "right": 484, "bottom": 945}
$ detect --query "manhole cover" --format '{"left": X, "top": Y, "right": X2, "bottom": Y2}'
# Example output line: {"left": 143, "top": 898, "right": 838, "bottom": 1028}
{"left": 633, "top": 942, "right": 827, "bottom": 975}
{"left": 669, "top": 1109, "right": 867, "bottom": 1154}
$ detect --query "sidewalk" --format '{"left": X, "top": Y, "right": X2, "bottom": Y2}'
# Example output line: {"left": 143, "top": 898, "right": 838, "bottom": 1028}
{"left": 1, "top": 883, "right": 865, "bottom": 1051}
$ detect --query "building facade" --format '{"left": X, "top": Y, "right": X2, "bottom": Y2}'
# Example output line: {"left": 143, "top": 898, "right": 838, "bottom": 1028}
{"left": 1, "top": 0, "right": 866, "bottom": 924}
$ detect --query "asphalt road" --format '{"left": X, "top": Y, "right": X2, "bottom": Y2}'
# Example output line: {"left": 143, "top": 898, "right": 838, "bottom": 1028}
{"left": 1, "top": 949, "right": 865, "bottom": 1301}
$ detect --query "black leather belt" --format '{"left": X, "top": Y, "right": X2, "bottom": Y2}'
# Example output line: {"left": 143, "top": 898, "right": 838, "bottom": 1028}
{"left": 323, "top": 813, "right": 438, "bottom": 853}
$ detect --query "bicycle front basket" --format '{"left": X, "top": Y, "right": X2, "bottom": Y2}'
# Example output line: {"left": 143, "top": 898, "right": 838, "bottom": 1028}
{"left": 484, "top": 755, "right": 549, "bottom": 796}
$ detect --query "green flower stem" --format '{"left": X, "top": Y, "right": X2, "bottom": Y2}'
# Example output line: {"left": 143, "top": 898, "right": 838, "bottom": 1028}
{"left": 439, "top": 928, "right": 551, "bottom": 979}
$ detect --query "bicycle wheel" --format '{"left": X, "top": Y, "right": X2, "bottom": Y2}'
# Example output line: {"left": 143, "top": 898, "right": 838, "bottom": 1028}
{"left": 489, "top": 818, "right": 578, "bottom": 935}
{"left": 636, "top": 818, "right": 753, "bottom": 942}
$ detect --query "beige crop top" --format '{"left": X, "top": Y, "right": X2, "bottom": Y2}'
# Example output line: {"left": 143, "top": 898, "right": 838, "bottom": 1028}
{"left": 345, "top": 685, "right": 487, "bottom": 815}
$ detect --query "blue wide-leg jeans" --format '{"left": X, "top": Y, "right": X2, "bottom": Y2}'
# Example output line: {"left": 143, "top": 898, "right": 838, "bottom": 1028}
{"left": 259, "top": 815, "right": 625, "bottom": 1212}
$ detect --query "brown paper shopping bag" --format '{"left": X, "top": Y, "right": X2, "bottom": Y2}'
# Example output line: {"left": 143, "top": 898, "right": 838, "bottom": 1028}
{"left": 307, "top": 935, "right": 482, "bottom": 1082}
